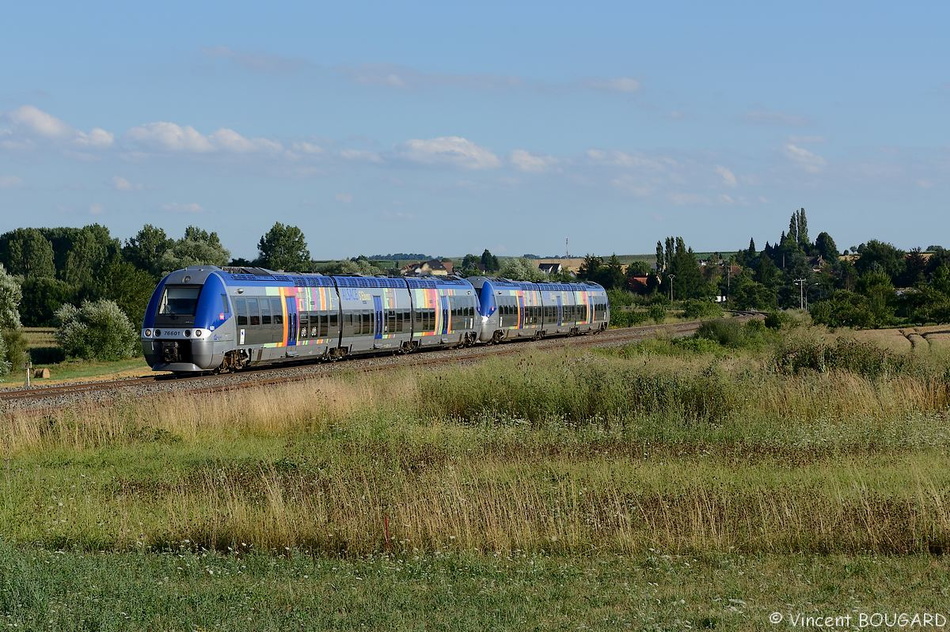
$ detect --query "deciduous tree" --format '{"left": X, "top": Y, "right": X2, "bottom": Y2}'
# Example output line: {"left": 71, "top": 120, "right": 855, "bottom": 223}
{"left": 160, "top": 226, "right": 230, "bottom": 270}
{"left": 0, "top": 228, "right": 56, "bottom": 280}
{"left": 256, "top": 222, "right": 311, "bottom": 272}
{"left": 124, "top": 224, "right": 173, "bottom": 278}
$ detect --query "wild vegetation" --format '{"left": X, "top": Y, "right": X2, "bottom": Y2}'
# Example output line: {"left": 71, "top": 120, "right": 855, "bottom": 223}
{"left": 5, "top": 319, "right": 950, "bottom": 555}
{"left": 3, "top": 318, "right": 950, "bottom": 626}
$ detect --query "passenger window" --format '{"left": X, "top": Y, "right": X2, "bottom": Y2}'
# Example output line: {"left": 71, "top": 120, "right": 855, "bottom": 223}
{"left": 236, "top": 298, "right": 248, "bottom": 326}
{"left": 261, "top": 299, "right": 272, "bottom": 325}
{"left": 247, "top": 298, "right": 260, "bottom": 326}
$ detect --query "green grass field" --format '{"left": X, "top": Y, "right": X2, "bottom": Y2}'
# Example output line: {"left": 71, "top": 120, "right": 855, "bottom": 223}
{"left": 4, "top": 546, "right": 950, "bottom": 631}
{"left": 4, "top": 321, "right": 950, "bottom": 629}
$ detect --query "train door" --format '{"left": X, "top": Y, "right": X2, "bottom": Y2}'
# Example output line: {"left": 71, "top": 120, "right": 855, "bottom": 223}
{"left": 373, "top": 295, "right": 383, "bottom": 340}
{"left": 556, "top": 295, "right": 563, "bottom": 327}
{"left": 441, "top": 295, "right": 450, "bottom": 335}
{"left": 285, "top": 297, "right": 297, "bottom": 347}
{"left": 518, "top": 295, "right": 525, "bottom": 329}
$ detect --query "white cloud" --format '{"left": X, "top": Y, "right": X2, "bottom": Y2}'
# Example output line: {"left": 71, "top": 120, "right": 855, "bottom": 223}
{"left": 715, "top": 165, "right": 738, "bottom": 187}
{"left": 162, "top": 202, "right": 205, "bottom": 214}
{"left": 400, "top": 136, "right": 500, "bottom": 170}
{"left": 291, "top": 141, "right": 323, "bottom": 155}
{"left": 112, "top": 176, "right": 143, "bottom": 191}
{"left": 340, "top": 149, "right": 383, "bottom": 163}
{"left": 510, "top": 149, "right": 558, "bottom": 173}
{"left": 0, "top": 175, "right": 22, "bottom": 188}
{"left": 125, "top": 122, "right": 281, "bottom": 154}
{"left": 2, "top": 105, "right": 114, "bottom": 150}
{"left": 587, "top": 77, "right": 641, "bottom": 94}
{"left": 210, "top": 128, "right": 282, "bottom": 153}
{"left": 126, "top": 122, "right": 215, "bottom": 153}
{"left": 7, "top": 105, "right": 72, "bottom": 138}
{"left": 784, "top": 143, "right": 826, "bottom": 173}
{"left": 89, "top": 203, "right": 104, "bottom": 215}
{"left": 74, "top": 128, "right": 114, "bottom": 148}
{"left": 209, "top": 128, "right": 257, "bottom": 153}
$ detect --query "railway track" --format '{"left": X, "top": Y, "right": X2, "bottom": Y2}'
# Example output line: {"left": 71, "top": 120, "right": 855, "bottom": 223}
{"left": 0, "top": 320, "right": 708, "bottom": 414}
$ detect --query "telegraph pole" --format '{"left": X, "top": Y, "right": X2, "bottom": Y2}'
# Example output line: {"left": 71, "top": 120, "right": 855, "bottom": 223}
{"left": 794, "top": 278, "right": 806, "bottom": 310}
{"left": 668, "top": 274, "right": 676, "bottom": 302}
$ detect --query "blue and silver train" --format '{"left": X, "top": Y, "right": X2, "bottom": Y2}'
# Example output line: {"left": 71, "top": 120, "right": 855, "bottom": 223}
{"left": 141, "top": 266, "right": 609, "bottom": 373}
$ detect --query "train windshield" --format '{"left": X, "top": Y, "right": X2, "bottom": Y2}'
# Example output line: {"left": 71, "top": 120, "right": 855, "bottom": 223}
{"left": 157, "top": 285, "right": 201, "bottom": 323}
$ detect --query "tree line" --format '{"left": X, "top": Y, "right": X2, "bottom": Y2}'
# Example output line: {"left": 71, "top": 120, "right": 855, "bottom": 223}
{"left": 0, "top": 211, "right": 947, "bottom": 375}
{"left": 576, "top": 208, "right": 950, "bottom": 330}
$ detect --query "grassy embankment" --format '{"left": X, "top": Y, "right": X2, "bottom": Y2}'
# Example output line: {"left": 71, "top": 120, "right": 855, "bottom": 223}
{"left": 5, "top": 328, "right": 150, "bottom": 388}
{"left": 4, "top": 320, "right": 950, "bottom": 629}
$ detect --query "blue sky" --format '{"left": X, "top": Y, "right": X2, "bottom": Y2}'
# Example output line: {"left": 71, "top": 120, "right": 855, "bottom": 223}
{"left": 1, "top": 1, "right": 947, "bottom": 261}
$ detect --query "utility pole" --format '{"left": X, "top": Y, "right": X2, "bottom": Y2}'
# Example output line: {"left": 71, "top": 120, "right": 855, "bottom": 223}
{"left": 668, "top": 274, "right": 676, "bottom": 302}
{"left": 721, "top": 260, "right": 731, "bottom": 304}
{"left": 794, "top": 278, "right": 806, "bottom": 310}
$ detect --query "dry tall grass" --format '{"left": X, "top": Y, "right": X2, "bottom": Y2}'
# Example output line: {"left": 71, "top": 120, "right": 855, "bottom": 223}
{"left": 3, "top": 336, "right": 950, "bottom": 555}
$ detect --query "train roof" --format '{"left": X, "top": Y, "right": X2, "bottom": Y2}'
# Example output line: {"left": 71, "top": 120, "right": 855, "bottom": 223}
{"left": 467, "top": 276, "right": 606, "bottom": 293}
{"left": 169, "top": 266, "right": 476, "bottom": 291}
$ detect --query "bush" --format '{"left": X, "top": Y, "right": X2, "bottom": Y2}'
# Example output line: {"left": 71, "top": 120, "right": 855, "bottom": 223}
{"left": 764, "top": 311, "right": 792, "bottom": 330}
{"left": 649, "top": 304, "right": 666, "bottom": 324}
{"left": 810, "top": 291, "right": 876, "bottom": 329}
{"left": 773, "top": 336, "right": 911, "bottom": 378}
{"left": 606, "top": 289, "right": 636, "bottom": 309}
{"left": 694, "top": 318, "right": 773, "bottom": 350}
{"left": 610, "top": 309, "right": 649, "bottom": 328}
{"left": 682, "top": 299, "right": 724, "bottom": 320}
{"left": 2, "top": 329, "right": 28, "bottom": 371}
{"left": 55, "top": 300, "right": 139, "bottom": 361}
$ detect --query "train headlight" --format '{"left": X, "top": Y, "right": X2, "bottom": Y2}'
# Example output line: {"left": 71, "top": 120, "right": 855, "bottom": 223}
{"left": 155, "top": 329, "right": 162, "bottom": 337}
{"left": 185, "top": 330, "right": 192, "bottom": 337}
{"left": 195, "top": 329, "right": 202, "bottom": 337}
{"left": 144, "top": 329, "right": 152, "bottom": 337}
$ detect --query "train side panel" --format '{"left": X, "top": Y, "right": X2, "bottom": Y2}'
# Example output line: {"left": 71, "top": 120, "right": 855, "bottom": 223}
{"left": 335, "top": 277, "right": 412, "bottom": 356}
{"left": 538, "top": 283, "right": 576, "bottom": 336}
{"left": 281, "top": 275, "right": 341, "bottom": 360}
{"left": 406, "top": 277, "right": 478, "bottom": 348}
